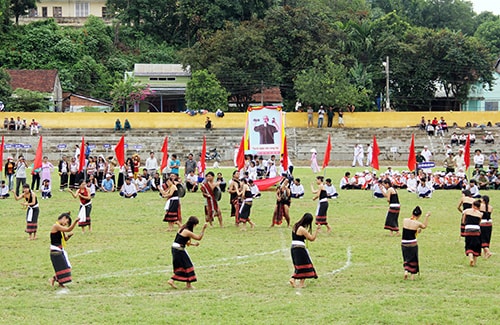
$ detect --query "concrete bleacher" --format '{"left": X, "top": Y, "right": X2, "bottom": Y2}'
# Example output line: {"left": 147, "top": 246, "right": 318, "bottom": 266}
{"left": 1, "top": 126, "right": 496, "bottom": 167}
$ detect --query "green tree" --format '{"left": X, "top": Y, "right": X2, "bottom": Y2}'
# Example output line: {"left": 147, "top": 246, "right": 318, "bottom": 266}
{"left": 185, "top": 69, "right": 229, "bottom": 111}
{"left": 294, "top": 56, "right": 368, "bottom": 108}
{"left": 110, "top": 76, "right": 152, "bottom": 112}
{"left": 9, "top": 0, "right": 36, "bottom": 25}
{"left": 182, "top": 22, "right": 281, "bottom": 111}
{"left": 8, "top": 88, "right": 51, "bottom": 112}
{"left": 475, "top": 20, "right": 500, "bottom": 58}
{"left": 0, "top": 67, "right": 12, "bottom": 104}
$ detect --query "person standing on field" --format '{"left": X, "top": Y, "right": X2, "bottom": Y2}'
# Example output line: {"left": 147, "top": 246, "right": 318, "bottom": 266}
{"left": 401, "top": 206, "right": 430, "bottom": 280}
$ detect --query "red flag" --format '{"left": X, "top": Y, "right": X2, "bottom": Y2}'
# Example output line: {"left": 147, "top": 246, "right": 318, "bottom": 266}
{"left": 114, "top": 135, "right": 125, "bottom": 167}
{"left": 33, "top": 136, "right": 43, "bottom": 171}
{"left": 371, "top": 135, "right": 380, "bottom": 170}
{"left": 282, "top": 136, "right": 289, "bottom": 171}
{"left": 0, "top": 136, "right": 4, "bottom": 172}
{"left": 236, "top": 136, "right": 245, "bottom": 170}
{"left": 160, "top": 136, "right": 168, "bottom": 172}
{"left": 200, "top": 135, "right": 207, "bottom": 174}
{"left": 322, "top": 134, "right": 332, "bottom": 169}
{"left": 407, "top": 134, "right": 416, "bottom": 171}
{"left": 78, "top": 137, "right": 85, "bottom": 172}
{"left": 464, "top": 134, "right": 471, "bottom": 170}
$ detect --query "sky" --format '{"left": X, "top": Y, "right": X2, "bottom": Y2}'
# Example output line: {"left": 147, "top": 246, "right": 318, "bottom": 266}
{"left": 470, "top": 0, "right": 500, "bottom": 15}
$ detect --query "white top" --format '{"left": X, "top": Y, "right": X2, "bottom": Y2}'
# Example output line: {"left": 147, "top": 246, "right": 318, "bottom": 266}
{"left": 121, "top": 182, "right": 137, "bottom": 195}
{"left": 145, "top": 157, "right": 158, "bottom": 170}
{"left": 422, "top": 149, "right": 432, "bottom": 162}
{"left": 290, "top": 183, "right": 304, "bottom": 196}
{"left": 473, "top": 154, "right": 485, "bottom": 165}
{"left": 16, "top": 162, "right": 27, "bottom": 178}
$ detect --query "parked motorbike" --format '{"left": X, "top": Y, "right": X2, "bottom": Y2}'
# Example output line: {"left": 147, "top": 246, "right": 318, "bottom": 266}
{"left": 206, "top": 147, "right": 222, "bottom": 162}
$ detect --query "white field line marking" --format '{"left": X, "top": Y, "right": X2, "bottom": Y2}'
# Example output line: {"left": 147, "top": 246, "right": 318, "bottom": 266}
{"left": 72, "top": 250, "right": 100, "bottom": 258}
{"left": 80, "top": 249, "right": 286, "bottom": 281}
{"left": 323, "top": 246, "right": 352, "bottom": 276}
{"left": 56, "top": 288, "right": 223, "bottom": 299}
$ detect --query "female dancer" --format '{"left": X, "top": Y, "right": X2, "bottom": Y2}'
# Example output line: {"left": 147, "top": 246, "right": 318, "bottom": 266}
{"left": 381, "top": 179, "right": 400, "bottom": 236}
{"left": 49, "top": 212, "right": 79, "bottom": 288}
{"left": 68, "top": 180, "right": 92, "bottom": 233}
{"left": 480, "top": 195, "right": 493, "bottom": 258}
{"left": 272, "top": 178, "right": 291, "bottom": 227}
{"left": 168, "top": 216, "right": 208, "bottom": 289}
{"left": 238, "top": 179, "right": 255, "bottom": 230}
{"left": 457, "top": 189, "right": 475, "bottom": 237}
{"left": 160, "top": 178, "right": 182, "bottom": 231}
{"left": 401, "top": 206, "right": 430, "bottom": 280}
{"left": 289, "top": 213, "right": 320, "bottom": 288}
{"left": 311, "top": 176, "right": 331, "bottom": 232}
{"left": 12, "top": 184, "right": 39, "bottom": 240}
{"left": 462, "top": 200, "right": 483, "bottom": 266}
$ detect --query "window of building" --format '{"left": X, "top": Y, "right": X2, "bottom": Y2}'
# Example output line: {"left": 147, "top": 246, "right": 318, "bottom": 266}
{"left": 167, "top": 77, "right": 176, "bottom": 81}
{"left": 485, "top": 102, "right": 499, "bottom": 111}
{"left": 149, "top": 77, "right": 158, "bottom": 81}
{"left": 42, "top": 7, "right": 48, "bottom": 17}
{"left": 53, "top": 7, "right": 62, "bottom": 18}
{"left": 75, "top": 3, "right": 89, "bottom": 17}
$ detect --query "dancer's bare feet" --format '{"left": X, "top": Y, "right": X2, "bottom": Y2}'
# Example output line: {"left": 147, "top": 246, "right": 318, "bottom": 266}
{"left": 403, "top": 271, "right": 408, "bottom": 280}
{"left": 469, "top": 259, "right": 474, "bottom": 267}
{"left": 289, "top": 278, "right": 295, "bottom": 288}
{"left": 326, "top": 225, "right": 332, "bottom": 233}
{"left": 186, "top": 284, "right": 195, "bottom": 290}
{"left": 49, "top": 277, "right": 55, "bottom": 287}
{"left": 484, "top": 251, "right": 492, "bottom": 259}
{"left": 167, "top": 279, "right": 177, "bottom": 289}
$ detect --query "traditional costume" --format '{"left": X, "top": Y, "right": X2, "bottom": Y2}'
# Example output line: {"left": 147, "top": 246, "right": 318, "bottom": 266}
{"left": 163, "top": 189, "right": 181, "bottom": 223}
{"left": 464, "top": 212, "right": 482, "bottom": 257}
{"left": 25, "top": 191, "right": 39, "bottom": 234}
{"left": 401, "top": 227, "right": 419, "bottom": 274}
{"left": 77, "top": 188, "right": 92, "bottom": 228}
{"left": 238, "top": 189, "right": 253, "bottom": 223}
{"left": 290, "top": 231, "right": 317, "bottom": 279}
{"left": 273, "top": 187, "right": 291, "bottom": 225}
{"left": 480, "top": 210, "right": 493, "bottom": 249}
{"left": 384, "top": 191, "right": 400, "bottom": 232}
{"left": 201, "top": 182, "right": 219, "bottom": 223}
{"left": 170, "top": 232, "right": 196, "bottom": 283}
{"left": 315, "top": 189, "right": 329, "bottom": 226}
{"left": 230, "top": 180, "right": 241, "bottom": 223}
{"left": 50, "top": 228, "right": 72, "bottom": 285}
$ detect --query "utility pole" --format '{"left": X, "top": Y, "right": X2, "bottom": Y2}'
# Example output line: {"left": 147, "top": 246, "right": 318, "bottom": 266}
{"left": 383, "top": 56, "right": 390, "bottom": 111}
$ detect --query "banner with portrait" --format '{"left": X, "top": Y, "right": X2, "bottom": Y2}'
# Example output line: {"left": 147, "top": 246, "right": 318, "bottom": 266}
{"left": 245, "top": 106, "right": 284, "bottom": 156}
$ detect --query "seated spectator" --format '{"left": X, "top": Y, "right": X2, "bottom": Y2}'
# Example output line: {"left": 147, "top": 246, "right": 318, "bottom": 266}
{"left": 476, "top": 171, "right": 490, "bottom": 190}
{"left": 450, "top": 132, "right": 459, "bottom": 146}
{"left": 349, "top": 173, "right": 363, "bottom": 190}
{"left": 0, "top": 180, "right": 10, "bottom": 198}
{"left": 185, "top": 170, "right": 199, "bottom": 192}
{"left": 120, "top": 177, "right": 138, "bottom": 198}
{"left": 467, "top": 179, "right": 481, "bottom": 198}
{"left": 425, "top": 121, "right": 434, "bottom": 136}
{"left": 216, "top": 109, "right": 225, "bottom": 118}
{"left": 9, "top": 117, "right": 15, "bottom": 130}
{"left": 459, "top": 134, "right": 466, "bottom": 145}
{"left": 3, "top": 117, "right": 8, "bottom": 129}
{"left": 417, "top": 178, "right": 433, "bottom": 198}
{"left": 216, "top": 172, "right": 226, "bottom": 192}
{"left": 21, "top": 119, "right": 27, "bottom": 130}
{"left": 474, "top": 149, "right": 484, "bottom": 169}
{"left": 470, "top": 133, "right": 476, "bottom": 146}
{"left": 440, "top": 117, "right": 448, "bottom": 133}
{"left": 135, "top": 174, "right": 150, "bottom": 192}
{"left": 373, "top": 180, "right": 385, "bottom": 198}
{"left": 15, "top": 117, "right": 22, "bottom": 130}
{"left": 124, "top": 119, "right": 131, "bottom": 130}
{"left": 150, "top": 173, "right": 163, "bottom": 192}
{"left": 205, "top": 117, "right": 212, "bottom": 130}
{"left": 484, "top": 132, "right": 494, "bottom": 144}
{"left": 406, "top": 173, "right": 417, "bottom": 193}
{"left": 41, "top": 179, "right": 52, "bottom": 199}
{"left": 115, "top": 119, "right": 122, "bottom": 131}
{"left": 419, "top": 116, "right": 426, "bottom": 131}
{"left": 290, "top": 178, "right": 305, "bottom": 198}
{"left": 325, "top": 178, "right": 339, "bottom": 198}
{"left": 29, "top": 119, "right": 39, "bottom": 135}
{"left": 340, "top": 172, "right": 351, "bottom": 189}
{"left": 432, "top": 173, "right": 444, "bottom": 190}
{"left": 101, "top": 174, "right": 115, "bottom": 192}
{"left": 249, "top": 179, "right": 261, "bottom": 198}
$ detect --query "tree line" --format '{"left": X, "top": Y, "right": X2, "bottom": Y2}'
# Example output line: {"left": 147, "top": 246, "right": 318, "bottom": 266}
{"left": 0, "top": 0, "right": 499, "bottom": 112}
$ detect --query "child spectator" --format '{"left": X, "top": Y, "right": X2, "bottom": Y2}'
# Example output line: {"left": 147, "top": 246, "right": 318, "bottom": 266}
{"left": 0, "top": 180, "right": 9, "bottom": 198}
{"left": 291, "top": 178, "right": 305, "bottom": 198}
{"left": 41, "top": 179, "right": 52, "bottom": 199}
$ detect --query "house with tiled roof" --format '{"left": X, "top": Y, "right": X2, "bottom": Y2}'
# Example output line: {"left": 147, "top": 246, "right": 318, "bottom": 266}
{"left": 7, "top": 69, "right": 63, "bottom": 111}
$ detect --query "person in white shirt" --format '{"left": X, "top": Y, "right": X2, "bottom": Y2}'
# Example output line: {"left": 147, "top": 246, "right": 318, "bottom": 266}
{"left": 406, "top": 173, "right": 418, "bottom": 193}
{"left": 467, "top": 179, "right": 481, "bottom": 198}
{"left": 421, "top": 146, "right": 432, "bottom": 162}
{"left": 185, "top": 170, "right": 199, "bottom": 192}
{"left": 352, "top": 144, "right": 364, "bottom": 167}
{"left": 247, "top": 160, "right": 258, "bottom": 181}
{"left": 135, "top": 174, "right": 150, "bottom": 192}
{"left": 373, "top": 179, "right": 385, "bottom": 198}
{"left": 249, "top": 179, "right": 261, "bottom": 198}
{"left": 41, "top": 179, "right": 52, "bottom": 199}
{"left": 267, "top": 160, "right": 277, "bottom": 178}
{"left": 340, "top": 172, "right": 351, "bottom": 189}
{"left": 417, "top": 178, "right": 433, "bottom": 198}
{"left": 473, "top": 149, "right": 485, "bottom": 169}
{"left": 365, "top": 143, "right": 373, "bottom": 167}
{"left": 325, "top": 178, "right": 339, "bottom": 198}
{"left": 145, "top": 151, "right": 158, "bottom": 176}
{"left": 290, "top": 178, "right": 305, "bottom": 198}
{"left": 120, "top": 177, "right": 138, "bottom": 198}
{"left": 1, "top": 180, "right": 10, "bottom": 198}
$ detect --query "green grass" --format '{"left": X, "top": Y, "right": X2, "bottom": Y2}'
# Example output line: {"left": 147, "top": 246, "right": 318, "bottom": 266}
{"left": 1, "top": 167, "right": 499, "bottom": 324}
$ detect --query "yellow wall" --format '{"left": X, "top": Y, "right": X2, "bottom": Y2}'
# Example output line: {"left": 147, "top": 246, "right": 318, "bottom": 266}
{"left": 1, "top": 111, "right": 498, "bottom": 129}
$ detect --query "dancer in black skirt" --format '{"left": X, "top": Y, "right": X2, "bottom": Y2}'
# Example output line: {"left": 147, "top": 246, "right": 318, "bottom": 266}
{"left": 457, "top": 190, "right": 475, "bottom": 237}
{"left": 49, "top": 212, "right": 80, "bottom": 288}
{"left": 401, "top": 206, "right": 430, "bottom": 280}
{"left": 168, "top": 216, "right": 208, "bottom": 289}
{"left": 12, "top": 184, "right": 39, "bottom": 240}
{"left": 289, "top": 213, "right": 320, "bottom": 288}
{"left": 238, "top": 179, "right": 255, "bottom": 230}
{"left": 480, "top": 195, "right": 493, "bottom": 258}
{"left": 161, "top": 178, "right": 182, "bottom": 231}
{"left": 311, "top": 176, "right": 331, "bottom": 232}
{"left": 381, "top": 179, "right": 400, "bottom": 236}
{"left": 462, "top": 200, "right": 483, "bottom": 267}
{"left": 272, "top": 178, "right": 291, "bottom": 227}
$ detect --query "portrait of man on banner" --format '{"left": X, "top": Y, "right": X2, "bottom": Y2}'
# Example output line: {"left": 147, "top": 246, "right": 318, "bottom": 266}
{"left": 247, "top": 106, "right": 283, "bottom": 155}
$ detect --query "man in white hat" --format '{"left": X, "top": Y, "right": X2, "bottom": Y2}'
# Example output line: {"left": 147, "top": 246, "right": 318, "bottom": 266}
{"left": 101, "top": 173, "right": 115, "bottom": 192}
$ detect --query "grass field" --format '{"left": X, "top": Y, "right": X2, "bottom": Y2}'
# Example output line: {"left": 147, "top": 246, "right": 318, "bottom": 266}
{"left": 1, "top": 167, "right": 499, "bottom": 324}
